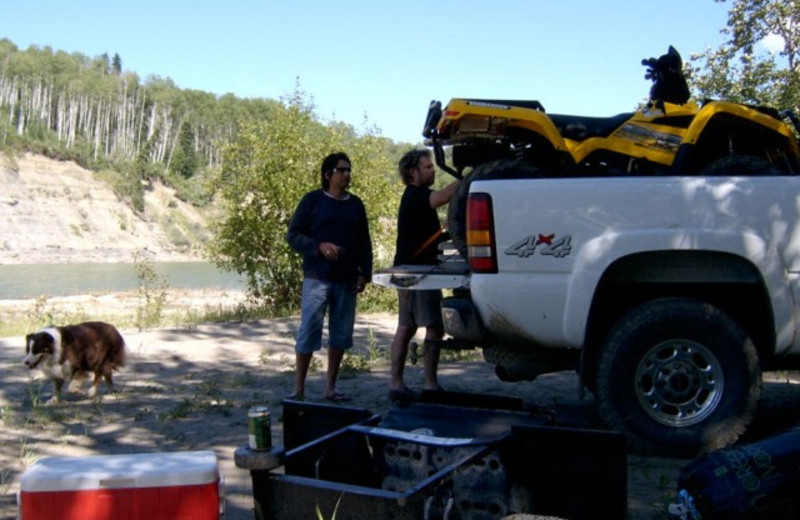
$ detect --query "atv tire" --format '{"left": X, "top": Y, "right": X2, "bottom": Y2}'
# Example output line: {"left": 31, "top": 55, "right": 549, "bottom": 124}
{"left": 596, "top": 297, "right": 761, "bottom": 457}
{"left": 701, "top": 154, "right": 782, "bottom": 176}
{"left": 448, "top": 159, "right": 544, "bottom": 257}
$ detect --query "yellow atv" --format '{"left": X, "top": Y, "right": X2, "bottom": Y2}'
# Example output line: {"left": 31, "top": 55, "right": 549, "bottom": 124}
{"left": 423, "top": 46, "right": 800, "bottom": 254}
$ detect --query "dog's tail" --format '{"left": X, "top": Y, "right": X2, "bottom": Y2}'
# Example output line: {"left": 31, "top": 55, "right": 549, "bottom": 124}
{"left": 105, "top": 325, "right": 127, "bottom": 369}
{"left": 118, "top": 342, "right": 127, "bottom": 368}
{"left": 117, "top": 336, "right": 127, "bottom": 368}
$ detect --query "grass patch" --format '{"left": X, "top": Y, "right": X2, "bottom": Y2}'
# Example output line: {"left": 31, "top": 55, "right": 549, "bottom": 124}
{"left": 357, "top": 284, "right": 396, "bottom": 314}
{"left": 0, "top": 467, "right": 11, "bottom": 502}
{"left": 133, "top": 252, "right": 168, "bottom": 331}
{"left": 339, "top": 350, "right": 372, "bottom": 378}
{"left": 340, "top": 327, "right": 386, "bottom": 378}
{"left": 18, "top": 439, "right": 39, "bottom": 470}
{"left": 440, "top": 347, "right": 483, "bottom": 363}
{"left": 162, "top": 383, "right": 236, "bottom": 421}
{"left": 0, "top": 404, "right": 13, "bottom": 427}
{"left": 0, "top": 290, "right": 287, "bottom": 338}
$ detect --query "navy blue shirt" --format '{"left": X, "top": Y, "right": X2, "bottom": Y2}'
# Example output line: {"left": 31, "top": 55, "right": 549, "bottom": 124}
{"left": 287, "top": 189, "right": 372, "bottom": 283}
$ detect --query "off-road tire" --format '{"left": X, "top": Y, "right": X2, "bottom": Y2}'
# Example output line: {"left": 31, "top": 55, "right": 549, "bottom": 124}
{"left": 483, "top": 344, "right": 577, "bottom": 382}
{"left": 501, "top": 515, "right": 569, "bottom": 519}
{"left": 701, "top": 154, "right": 782, "bottom": 175}
{"left": 596, "top": 297, "right": 761, "bottom": 457}
{"left": 448, "top": 159, "right": 544, "bottom": 257}
{"left": 482, "top": 344, "right": 512, "bottom": 364}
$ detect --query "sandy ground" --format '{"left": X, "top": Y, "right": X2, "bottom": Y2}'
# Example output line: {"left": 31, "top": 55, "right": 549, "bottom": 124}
{"left": 3, "top": 302, "right": 800, "bottom": 520}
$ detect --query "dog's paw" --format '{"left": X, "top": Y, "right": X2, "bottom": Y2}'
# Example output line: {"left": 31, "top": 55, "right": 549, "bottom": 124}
{"left": 43, "top": 396, "right": 61, "bottom": 406}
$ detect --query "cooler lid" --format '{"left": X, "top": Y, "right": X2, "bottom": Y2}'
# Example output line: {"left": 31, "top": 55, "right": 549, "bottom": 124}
{"left": 20, "top": 450, "right": 219, "bottom": 492}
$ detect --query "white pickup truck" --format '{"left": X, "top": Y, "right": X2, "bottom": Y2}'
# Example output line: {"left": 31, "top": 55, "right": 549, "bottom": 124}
{"left": 376, "top": 52, "right": 800, "bottom": 456}
{"left": 378, "top": 167, "right": 800, "bottom": 457}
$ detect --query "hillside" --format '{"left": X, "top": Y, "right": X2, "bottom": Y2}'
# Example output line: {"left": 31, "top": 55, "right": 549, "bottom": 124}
{"left": 0, "top": 153, "right": 210, "bottom": 264}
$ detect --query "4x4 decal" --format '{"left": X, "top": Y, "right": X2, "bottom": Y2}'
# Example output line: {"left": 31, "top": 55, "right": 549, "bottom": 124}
{"left": 504, "top": 234, "right": 572, "bottom": 258}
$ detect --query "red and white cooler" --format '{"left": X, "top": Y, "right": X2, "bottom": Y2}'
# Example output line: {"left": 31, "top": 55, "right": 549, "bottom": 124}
{"left": 19, "top": 450, "right": 223, "bottom": 520}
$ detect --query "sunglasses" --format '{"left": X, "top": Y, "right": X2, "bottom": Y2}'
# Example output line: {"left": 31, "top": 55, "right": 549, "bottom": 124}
{"left": 332, "top": 167, "right": 352, "bottom": 174}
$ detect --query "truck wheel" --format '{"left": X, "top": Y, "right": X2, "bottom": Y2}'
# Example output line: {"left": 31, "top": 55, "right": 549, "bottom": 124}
{"left": 448, "top": 159, "right": 543, "bottom": 257}
{"left": 596, "top": 297, "right": 760, "bottom": 457}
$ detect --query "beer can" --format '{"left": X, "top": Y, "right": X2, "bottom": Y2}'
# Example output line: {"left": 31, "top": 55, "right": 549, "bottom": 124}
{"left": 248, "top": 406, "right": 271, "bottom": 450}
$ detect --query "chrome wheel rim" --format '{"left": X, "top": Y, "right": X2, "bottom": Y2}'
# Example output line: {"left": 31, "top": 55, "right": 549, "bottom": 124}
{"left": 635, "top": 339, "right": 723, "bottom": 427}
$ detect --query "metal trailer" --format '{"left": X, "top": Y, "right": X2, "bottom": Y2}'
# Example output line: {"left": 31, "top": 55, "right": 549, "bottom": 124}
{"left": 235, "top": 391, "right": 627, "bottom": 520}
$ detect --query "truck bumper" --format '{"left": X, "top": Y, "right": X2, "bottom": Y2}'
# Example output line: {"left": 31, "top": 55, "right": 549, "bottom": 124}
{"left": 442, "top": 296, "right": 486, "bottom": 343}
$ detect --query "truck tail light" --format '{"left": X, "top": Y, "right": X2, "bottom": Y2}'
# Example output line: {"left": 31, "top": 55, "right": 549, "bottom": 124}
{"left": 467, "top": 193, "right": 498, "bottom": 273}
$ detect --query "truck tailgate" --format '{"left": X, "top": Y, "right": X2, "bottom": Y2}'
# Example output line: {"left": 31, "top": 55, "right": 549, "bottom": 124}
{"left": 374, "top": 241, "right": 470, "bottom": 290}
{"left": 373, "top": 260, "right": 470, "bottom": 290}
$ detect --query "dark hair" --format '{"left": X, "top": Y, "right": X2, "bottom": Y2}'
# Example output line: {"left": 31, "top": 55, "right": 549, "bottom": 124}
{"left": 398, "top": 149, "right": 431, "bottom": 185}
{"left": 320, "top": 152, "right": 351, "bottom": 190}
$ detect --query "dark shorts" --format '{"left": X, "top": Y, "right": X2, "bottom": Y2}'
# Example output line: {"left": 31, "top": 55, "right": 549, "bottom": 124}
{"left": 397, "top": 289, "right": 443, "bottom": 329}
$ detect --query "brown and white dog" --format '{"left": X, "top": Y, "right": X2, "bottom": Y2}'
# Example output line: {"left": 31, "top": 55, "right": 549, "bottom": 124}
{"left": 24, "top": 321, "right": 126, "bottom": 403}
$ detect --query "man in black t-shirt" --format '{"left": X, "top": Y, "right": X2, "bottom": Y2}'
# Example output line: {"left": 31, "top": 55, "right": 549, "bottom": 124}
{"left": 389, "top": 149, "right": 460, "bottom": 400}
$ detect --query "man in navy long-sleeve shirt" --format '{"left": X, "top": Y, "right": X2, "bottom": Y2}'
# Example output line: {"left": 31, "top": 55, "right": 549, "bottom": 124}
{"left": 287, "top": 152, "right": 372, "bottom": 401}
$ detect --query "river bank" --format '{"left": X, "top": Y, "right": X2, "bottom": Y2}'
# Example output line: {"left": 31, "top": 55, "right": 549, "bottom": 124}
{"left": 0, "top": 261, "right": 245, "bottom": 300}
{"left": 0, "top": 287, "right": 251, "bottom": 337}
{"left": 1, "top": 152, "right": 212, "bottom": 267}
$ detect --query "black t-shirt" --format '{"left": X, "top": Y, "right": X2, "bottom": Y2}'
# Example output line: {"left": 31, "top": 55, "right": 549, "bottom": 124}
{"left": 393, "top": 184, "right": 442, "bottom": 266}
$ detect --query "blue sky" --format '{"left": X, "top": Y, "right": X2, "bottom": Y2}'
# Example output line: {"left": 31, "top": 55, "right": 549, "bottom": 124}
{"left": 2, "top": 0, "right": 738, "bottom": 144}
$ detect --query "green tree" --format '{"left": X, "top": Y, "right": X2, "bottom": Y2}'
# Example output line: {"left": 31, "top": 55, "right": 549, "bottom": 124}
{"left": 98, "top": 52, "right": 111, "bottom": 75}
{"left": 171, "top": 120, "right": 199, "bottom": 178}
{"left": 689, "top": 0, "right": 800, "bottom": 110}
{"left": 0, "top": 38, "right": 416, "bottom": 193}
{"left": 112, "top": 53, "right": 122, "bottom": 75}
{"left": 206, "top": 87, "right": 400, "bottom": 311}
{"left": 207, "top": 90, "right": 328, "bottom": 309}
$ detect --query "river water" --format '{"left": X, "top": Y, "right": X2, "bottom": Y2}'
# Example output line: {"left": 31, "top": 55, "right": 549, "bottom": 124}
{"left": 0, "top": 262, "right": 246, "bottom": 299}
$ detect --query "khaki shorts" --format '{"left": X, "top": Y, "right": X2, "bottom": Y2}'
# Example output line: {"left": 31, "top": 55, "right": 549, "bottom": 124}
{"left": 397, "top": 289, "right": 443, "bottom": 328}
